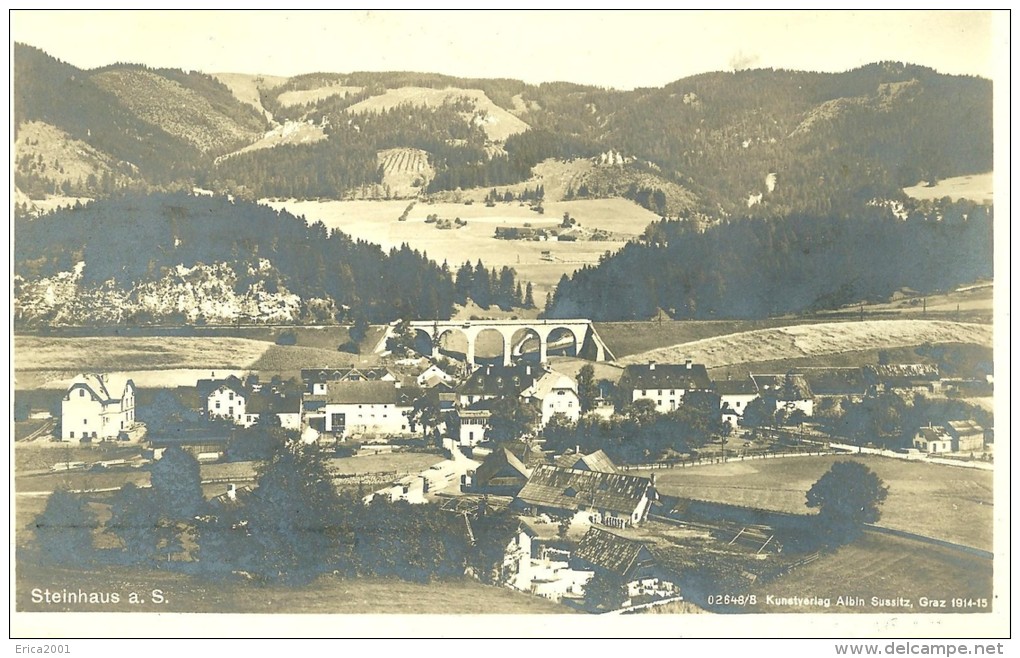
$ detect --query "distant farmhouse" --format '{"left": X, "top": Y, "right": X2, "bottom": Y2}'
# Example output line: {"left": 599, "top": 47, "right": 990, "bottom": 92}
{"left": 319, "top": 380, "right": 420, "bottom": 438}
{"left": 61, "top": 373, "right": 136, "bottom": 442}
{"left": 197, "top": 375, "right": 300, "bottom": 429}
{"left": 751, "top": 373, "right": 814, "bottom": 417}
{"left": 622, "top": 360, "right": 713, "bottom": 412}
{"left": 913, "top": 421, "right": 988, "bottom": 454}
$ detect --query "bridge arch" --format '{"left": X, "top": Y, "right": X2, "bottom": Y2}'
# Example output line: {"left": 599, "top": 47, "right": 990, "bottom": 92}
{"left": 545, "top": 325, "right": 581, "bottom": 358}
{"left": 509, "top": 327, "right": 543, "bottom": 364}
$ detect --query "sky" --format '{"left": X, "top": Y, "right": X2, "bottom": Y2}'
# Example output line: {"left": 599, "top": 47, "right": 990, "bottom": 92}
{"left": 11, "top": 9, "right": 1002, "bottom": 89}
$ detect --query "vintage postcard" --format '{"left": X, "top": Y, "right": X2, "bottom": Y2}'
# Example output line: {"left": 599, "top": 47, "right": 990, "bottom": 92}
{"left": 8, "top": 9, "right": 1010, "bottom": 643}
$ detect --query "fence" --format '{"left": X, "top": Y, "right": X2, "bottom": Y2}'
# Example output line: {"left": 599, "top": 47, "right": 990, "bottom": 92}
{"left": 617, "top": 447, "right": 835, "bottom": 472}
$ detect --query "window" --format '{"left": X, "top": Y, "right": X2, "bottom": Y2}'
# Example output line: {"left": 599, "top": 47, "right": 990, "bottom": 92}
{"left": 79, "top": 389, "right": 85, "bottom": 397}
{"left": 568, "top": 401, "right": 573, "bottom": 407}
{"left": 70, "top": 431, "right": 75, "bottom": 439}
{"left": 229, "top": 392, "right": 234, "bottom": 400}
{"left": 215, "top": 402, "right": 221, "bottom": 409}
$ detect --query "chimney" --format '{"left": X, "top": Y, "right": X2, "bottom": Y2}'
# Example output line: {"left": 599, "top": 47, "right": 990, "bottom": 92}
{"left": 486, "top": 365, "right": 492, "bottom": 376}
{"left": 525, "top": 364, "right": 532, "bottom": 376}
{"left": 649, "top": 472, "right": 656, "bottom": 487}
{"left": 394, "top": 380, "right": 402, "bottom": 389}
{"left": 649, "top": 361, "right": 656, "bottom": 371}
{"left": 576, "top": 444, "right": 580, "bottom": 455}
{"left": 226, "top": 483, "right": 237, "bottom": 501}
{"left": 685, "top": 359, "right": 692, "bottom": 370}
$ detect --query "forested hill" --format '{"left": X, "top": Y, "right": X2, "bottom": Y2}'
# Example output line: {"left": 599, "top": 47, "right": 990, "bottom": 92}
{"left": 13, "top": 193, "right": 527, "bottom": 327}
{"left": 15, "top": 43, "right": 992, "bottom": 218}
{"left": 546, "top": 197, "right": 993, "bottom": 321}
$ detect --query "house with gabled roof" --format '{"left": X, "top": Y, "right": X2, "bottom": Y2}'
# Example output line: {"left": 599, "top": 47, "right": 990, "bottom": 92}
{"left": 320, "top": 380, "right": 421, "bottom": 438}
{"left": 863, "top": 364, "right": 940, "bottom": 393}
{"left": 521, "top": 369, "right": 580, "bottom": 427}
{"left": 945, "top": 420, "right": 986, "bottom": 453}
{"left": 914, "top": 425, "right": 953, "bottom": 454}
{"left": 197, "top": 375, "right": 248, "bottom": 425}
{"left": 554, "top": 449, "right": 618, "bottom": 474}
{"left": 573, "top": 527, "right": 679, "bottom": 606}
{"left": 466, "top": 447, "right": 533, "bottom": 496}
{"left": 714, "top": 378, "right": 759, "bottom": 426}
{"left": 455, "top": 363, "right": 539, "bottom": 407}
{"left": 622, "top": 360, "right": 713, "bottom": 412}
{"left": 515, "top": 465, "right": 655, "bottom": 528}
{"left": 61, "top": 373, "right": 136, "bottom": 442}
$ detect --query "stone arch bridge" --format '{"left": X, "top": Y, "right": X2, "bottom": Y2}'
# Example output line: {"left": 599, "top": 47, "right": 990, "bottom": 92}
{"left": 405, "top": 319, "right": 613, "bottom": 366}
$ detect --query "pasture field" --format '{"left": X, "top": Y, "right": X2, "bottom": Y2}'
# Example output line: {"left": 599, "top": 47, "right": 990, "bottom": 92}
{"left": 635, "top": 455, "right": 993, "bottom": 550}
{"left": 903, "top": 172, "right": 993, "bottom": 203}
{"left": 744, "top": 533, "right": 993, "bottom": 613}
{"left": 14, "top": 562, "right": 572, "bottom": 614}
{"left": 263, "top": 197, "right": 658, "bottom": 297}
{"left": 616, "top": 320, "right": 993, "bottom": 369}
{"left": 14, "top": 336, "right": 271, "bottom": 372}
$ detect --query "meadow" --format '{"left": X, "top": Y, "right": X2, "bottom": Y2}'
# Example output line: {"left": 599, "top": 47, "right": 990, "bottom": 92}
{"left": 635, "top": 454, "right": 993, "bottom": 550}
{"left": 262, "top": 197, "right": 659, "bottom": 296}
{"left": 902, "top": 172, "right": 993, "bottom": 203}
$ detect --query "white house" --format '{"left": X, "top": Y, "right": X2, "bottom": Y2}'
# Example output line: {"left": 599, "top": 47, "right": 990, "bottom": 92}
{"left": 751, "top": 374, "right": 814, "bottom": 417}
{"left": 197, "top": 376, "right": 248, "bottom": 425}
{"left": 416, "top": 364, "right": 455, "bottom": 388}
{"left": 455, "top": 408, "right": 491, "bottom": 447}
{"left": 521, "top": 370, "right": 580, "bottom": 427}
{"left": 914, "top": 425, "right": 954, "bottom": 454}
{"left": 301, "top": 367, "right": 395, "bottom": 395}
{"left": 715, "top": 378, "right": 759, "bottom": 426}
{"left": 61, "top": 374, "right": 136, "bottom": 442}
{"left": 322, "top": 380, "right": 419, "bottom": 438}
{"left": 623, "top": 360, "right": 713, "bottom": 412}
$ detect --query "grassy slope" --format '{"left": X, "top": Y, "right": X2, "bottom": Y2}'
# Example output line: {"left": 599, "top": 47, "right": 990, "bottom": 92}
{"left": 14, "top": 336, "right": 272, "bottom": 372}
{"left": 745, "top": 533, "right": 993, "bottom": 613}
{"left": 635, "top": 455, "right": 993, "bottom": 550}
{"left": 616, "top": 320, "right": 993, "bottom": 369}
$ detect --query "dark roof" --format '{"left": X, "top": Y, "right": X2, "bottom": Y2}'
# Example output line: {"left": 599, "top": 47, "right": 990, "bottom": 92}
{"left": 65, "top": 373, "right": 134, "bottom": 403}
{"left": 246, "top": 392, "right": 301, "bottom": 414}
{"left": 474, "top": 448, "right": 532, "bottom": 487}
{"left": 917, "top": 426, "right": 952, "bottom": 443}
{"left": 517, "top": 465, "right": 652, "bottom": 515}
{"left": 301, "top": 367, "right": 392, "bottom": 385}
{"left": 196, "top": 375, "right": 245, "bottom": 399}
{"left": 325, "top": 381, "right": 420, "bottom": 405}
{"left": 554, "top": 449, "right": 618, "bottom": 474}
{"left": 574, "top": 527, "right": 652, "bottom": 579}
{"left": 623, "top": 362, "right": 712, "bottom": 391}
{"left": 456, "top": 363, "right": 539, "bottom": 398}
{"left": 751, "top": 374, "right": 813, "bottom": 400}
{"left": 798, "top": 368, "right": 869, "bottom": 396}
{"left": 714, "top": 379, "right": 758, "bottom": 396}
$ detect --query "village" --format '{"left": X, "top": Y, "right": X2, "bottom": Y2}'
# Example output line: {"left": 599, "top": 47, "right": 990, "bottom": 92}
{"left": 16, "top": 317, "right": 994, "bottom": 614}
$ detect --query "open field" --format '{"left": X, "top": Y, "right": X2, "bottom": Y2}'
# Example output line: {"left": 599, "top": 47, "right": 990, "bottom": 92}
{"left": 211, "top": 72, "right": 287, "bottom": 118}
{"left": 345, "top": 86, "right": 530, "bottom": 141}
{"left": 378, "top": 148, "right": 434, "bottom": 197}
{"left": 617, "top": 320, "right": 993, "bottom": 369}
{"left": 14, "top": 562, "right": 572, "bottom": 614}
{"left": 903, "top": 172, "right": 993, "bottom": 203}
{"left": 263, "top": 197, "right": 658, "bottom": 297}
{"left": 14, "top": 336, "right": 272, "bottom": 372}
{"left": 222, "top": 120, "right": 326, "bottom": 160}
{"left": 635, "top": 455, "right": 993, "bottom": 550}
{"left": 745, "top": 533, "right": 993, "bottom": 613}
{"left": 815, "top": 282, "right": 993, "bottom": 318}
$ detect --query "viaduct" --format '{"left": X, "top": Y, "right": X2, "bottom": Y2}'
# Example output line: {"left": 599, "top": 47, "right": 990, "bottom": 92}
{"left": 405, "top": 319, "right": 614, "bottom": 366}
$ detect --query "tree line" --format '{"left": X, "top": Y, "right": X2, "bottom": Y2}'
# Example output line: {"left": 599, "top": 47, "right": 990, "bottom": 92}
{"left": 546, "top": 198, "right": 993, "bottom": 320}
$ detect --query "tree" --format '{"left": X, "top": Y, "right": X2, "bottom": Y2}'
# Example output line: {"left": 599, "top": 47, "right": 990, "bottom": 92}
{"left": 576, "top": 364, "right": 598, "bottom": 413}
{"left": 486, "top": 397, "right": 541, "bottom": 443}
{"left": 524, "top": 282, "right": 535, "bottom": 309}
{"left": 806, "top": 461, "right": 889, "bottom": 545}
{"left": 150, "top": 446, "right": 204, "bottom": 521}
{"left": 385, "top": 319, "right": 418, "bottom": 357}
{"left": 585, "top": 571, "right": 629, "bottom": 611}
{"left": 106, "top": 483, "right": 160, "bottom": 563}
{"left": 33, "top": 489, "right": 97, "bottom": 566}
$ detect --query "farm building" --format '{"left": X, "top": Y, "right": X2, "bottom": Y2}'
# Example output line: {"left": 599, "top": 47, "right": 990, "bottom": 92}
{"left": 520, "top": 369, "right": 580, "bottom": 427}
{"left": 573, "top": 527, "right": 679, "bottom": 605}
{"left": 246, "top": 391, "right": 302, "bottom": 430}
{"left": 515, "top": 465, "right": 656, "bottom": 529}
{"left": 945, "top": 420, "right": 986, "bottom": 453}
{"left": 60, "top": 373, "right": 137, "bottom": 442}
{"left": 751, "top": 373, "right": 814, "bottom": 417}
{"left": 864, "top": 364, "right": 940, "bottom": 393}
{"left": 798, "top": 367, "right": 870, "bottom": 399}
{"left": 554, "top": 449, "right": 618, "bottom": 474}
{"left": 914, "top": 425, "right": 954, "bottom": 454}
{"left": 300, "top": 367, "right": 395, "bottom": 395}
{"left": 466, "top": 447, "right": 533, "bottom": 496}
{"left": 319, "top": 380, "right": 420, "bottom": 438}
{"left": 622, "top": 360, "right": 713, "bottom": 412}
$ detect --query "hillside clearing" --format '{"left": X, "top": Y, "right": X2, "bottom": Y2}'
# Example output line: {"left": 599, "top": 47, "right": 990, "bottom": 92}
{"left": 903, "top": 172, "right": 993, "bottom": 203}
{"left": 618, "top": 320, "right": 992, "bottom": 368}
{"left": 277, "top": 84, "right": 364, "bottom": 108}
{"left": 345, "top": 86, "right": 529, "bottom": 141}
{"left": 211, "top": 72, "right": 287, "bottom": 120}
{"left": 220, "top": 120, "right": 327, "bottom": 160}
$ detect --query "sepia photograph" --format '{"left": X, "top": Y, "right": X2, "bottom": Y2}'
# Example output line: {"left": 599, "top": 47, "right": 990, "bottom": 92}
{"left": 8, "top": 8, "right": 1009, "bottom": 645}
